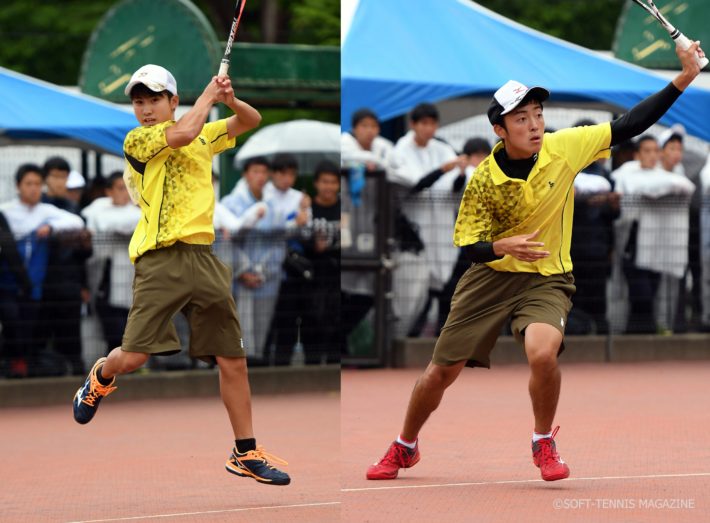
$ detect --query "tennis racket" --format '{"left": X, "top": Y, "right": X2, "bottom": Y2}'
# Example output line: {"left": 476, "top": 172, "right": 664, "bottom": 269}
{"left": 631, "top": 0, "right": 708, "bottom": 69}
{"left": 218, "top": 0, "right": 247, "bottom": 77}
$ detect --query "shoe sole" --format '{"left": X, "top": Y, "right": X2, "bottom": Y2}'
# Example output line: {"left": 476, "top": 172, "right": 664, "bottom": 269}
{"left": 366, "top": 454, "right": 420, "bottom": 480}
{"left": 534, "top": 459, "right": 570, "bottom": 481}
{"left": 225, "top": 462, "right": 291, "bottom": 486}
{"left": 541, "top": 470, "right": 570, "bottom": 481}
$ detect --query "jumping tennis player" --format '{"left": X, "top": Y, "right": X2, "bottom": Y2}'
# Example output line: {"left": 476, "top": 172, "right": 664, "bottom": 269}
{"left": 73, "top": 64, "right": 289, "bottom": 486}
{"left": 367, "top": 42, "right": 704, "bottom": 482}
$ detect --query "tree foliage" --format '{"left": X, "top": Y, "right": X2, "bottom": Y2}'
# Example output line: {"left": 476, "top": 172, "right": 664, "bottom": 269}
{"left": 0, "top": 0, "right": 339, "bottom": 85}
{"left": 0, "top": 1, "right": 116, "bottom": 84}
{"left": 475, "top": 0, "right": 625, "bottom": 50}
{"left": 288, "top": 0, "right": 340, "bottom": 46}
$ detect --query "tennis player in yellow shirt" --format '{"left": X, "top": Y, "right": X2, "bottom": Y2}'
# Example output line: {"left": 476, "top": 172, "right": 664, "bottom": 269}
{"left": 367, "top": 42, "right": 705, "bottom": 482}
{"left": 73, "top": 64, "right": 289, "bottom": 486}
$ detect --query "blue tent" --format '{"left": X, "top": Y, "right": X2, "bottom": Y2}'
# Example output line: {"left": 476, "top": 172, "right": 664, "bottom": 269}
{"left": 342, "top": 0, "right": 710, "bottom": 141}
{"left": 0, "top": 66, "right": 136, "bottom": 156}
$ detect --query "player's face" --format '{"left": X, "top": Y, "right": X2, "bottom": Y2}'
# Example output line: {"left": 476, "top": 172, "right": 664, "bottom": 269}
{"left": 637, "top": 139, "right": 660, "bottom": 169}
{"left": 661, "top": 140, "right": 683, "bottom": 170}
{"left": 411, "top": 117, "right": 438, "bottom": 146}
{"left": 497, "top": 101, "right": 544, "bottom": 160}
{"left": 131, "top": 92, "right": 178, "bottom": 126}
{"left": 353, "top": 117, "right": 380, "bottom": 150}
{"left": 45, "top": 168, "right": 69, "bottom": 197}
{"left": 314, "top": 172, "right": 340, "bottom": 202}
{"left": 272, "top": 169, "right": 297, "bottom": 191}
{"left": 18, "top": 171, "right": 43, "bottom": 206}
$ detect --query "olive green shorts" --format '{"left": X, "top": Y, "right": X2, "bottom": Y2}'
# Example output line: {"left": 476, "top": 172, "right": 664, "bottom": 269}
{"left": 432, "top": 263, "right": 575, "bottom": 368}
{"left": 122, "top": 242, "right": 245, "bottom": 361}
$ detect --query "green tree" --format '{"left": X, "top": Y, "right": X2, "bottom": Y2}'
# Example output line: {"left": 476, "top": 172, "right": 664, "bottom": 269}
{"left": 288, "top": 0, "right": 340, "bottom": 46}
{"left": 0, "top": 1, "right": 116, "bottom": 84}
{"left": 474, "top": 0, "right": 625, "bottom": 50}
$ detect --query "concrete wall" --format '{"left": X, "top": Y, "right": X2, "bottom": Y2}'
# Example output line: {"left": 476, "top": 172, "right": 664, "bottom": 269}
{"left": 0, "top": 365, "right": 340, "bottom": 408}
{"left": 392, "top": 335, "right": 710, "bottom": 368}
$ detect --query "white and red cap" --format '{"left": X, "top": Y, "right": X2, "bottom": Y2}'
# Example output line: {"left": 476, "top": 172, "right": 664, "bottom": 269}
{"left": 487, "top": 80, "right": 549, "bottom": 125}
{"left": 124, "top": 64, "right": 178, "bottom": 97}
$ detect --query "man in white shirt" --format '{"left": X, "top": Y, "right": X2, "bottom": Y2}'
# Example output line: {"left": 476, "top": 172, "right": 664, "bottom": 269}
{"left": 612, "top": 135, "right": 695, "bottom": 333}
{"left": 341, "top": 109, "right": 394, "bottom": 349}
{"left": 83, "top": 172, "right": 142, "bottom": 351}
{"left": 264, "top": 153, "right": 309, "bottom": 228}
{"left": 388, "top": 103, "right": 467, "bottom": 337}
{"left": 0, "top": 164, "right": 84, "bottom": 376}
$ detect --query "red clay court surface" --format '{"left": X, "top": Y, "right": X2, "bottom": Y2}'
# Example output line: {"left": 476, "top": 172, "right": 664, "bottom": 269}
{"left": 1, "top": 391, "right": 339, "bottom": 522}
{"left": 342, "top": 361, "right": 710, "bottom": 522}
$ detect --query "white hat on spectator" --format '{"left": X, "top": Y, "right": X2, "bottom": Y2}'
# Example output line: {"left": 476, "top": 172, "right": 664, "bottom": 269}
{"left": 659, "top": 123, "right": 685, "bottom": 149}
{"left": 67, "top": 170, "right": 86, "bottom": 190}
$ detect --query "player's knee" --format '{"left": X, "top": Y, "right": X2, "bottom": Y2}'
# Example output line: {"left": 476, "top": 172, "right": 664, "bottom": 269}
{"left": 216, "top": 356, "right": 247, "bottom": 376}
{"left": 526, "top": 346, "right": 558, "bottom": 371}
{"left": 420, "top": 362, "right": 461, "bottom": 390}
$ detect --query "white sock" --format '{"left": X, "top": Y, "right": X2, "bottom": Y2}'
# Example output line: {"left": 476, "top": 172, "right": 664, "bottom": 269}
{"left": 532, "top": 431, "right": 552, "bottom": 443}
{"left": 396, "top": 435, "right": 417, "bottom": 449}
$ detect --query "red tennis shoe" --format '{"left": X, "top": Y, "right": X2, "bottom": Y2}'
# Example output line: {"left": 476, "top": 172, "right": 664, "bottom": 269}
{"left": 366, "top": 440, "right": 420, "bottom": 480}
{"left": 532, "top": 426, "right": 570, "bottom": 481}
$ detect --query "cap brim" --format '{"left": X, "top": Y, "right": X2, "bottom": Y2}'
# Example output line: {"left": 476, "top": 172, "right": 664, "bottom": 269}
{"left": 500, "top": 86, "right": 550, "bottom": 115}
{"left": 124, "top": 80, "right": 171, "bottom": 96}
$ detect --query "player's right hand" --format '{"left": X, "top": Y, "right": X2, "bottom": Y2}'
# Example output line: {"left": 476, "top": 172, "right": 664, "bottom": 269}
{"left": 676, "top": 41, "right": 704, "bottom": 79}
{"left": 493, "top": 229, "right": 550, "bottom": 262}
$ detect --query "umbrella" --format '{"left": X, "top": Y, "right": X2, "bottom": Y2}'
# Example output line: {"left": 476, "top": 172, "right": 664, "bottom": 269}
{"left": 234, "top": 119, "right": 340, "bottom": 174}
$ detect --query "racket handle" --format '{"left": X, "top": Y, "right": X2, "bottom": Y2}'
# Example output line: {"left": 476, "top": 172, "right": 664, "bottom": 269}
{"left": 674, "top": 33, "right": 709, "bottom": 69}
{"left": 218, "top": 60, "right": 230, "bottom": 77}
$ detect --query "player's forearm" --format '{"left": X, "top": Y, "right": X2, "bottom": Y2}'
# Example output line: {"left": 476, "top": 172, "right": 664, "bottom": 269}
{"left": 167, "top": 93, "right": 214, "bottom": 148}
{"left": 462, "top": 241, "right": 502, "bottom": 263}
{"left": 609, "top": 82, "right": 682, "bottom": 146}
{"left": 225, "top": 97, "right": 262, "bottom": 138}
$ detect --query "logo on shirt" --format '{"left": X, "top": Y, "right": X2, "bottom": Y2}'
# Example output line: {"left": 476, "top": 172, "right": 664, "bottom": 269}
{"left": 548, "top": 181, "right": 555, "bottom": 188}
{"left": 198, "top": 136, "right": 206, "bottom": 145}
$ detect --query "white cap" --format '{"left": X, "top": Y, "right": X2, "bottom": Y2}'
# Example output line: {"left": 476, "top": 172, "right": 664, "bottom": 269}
{"left": 124, "top": 64, "right": 178, "bottom": 97}
{"left": 488, "top": 80, "right": 549, "bottom": 125}
{"left": 67, "top": 170, "right": 85, "bottom": 190}
{"left": 659, "top": 123, "right": 685, "bottom": 148}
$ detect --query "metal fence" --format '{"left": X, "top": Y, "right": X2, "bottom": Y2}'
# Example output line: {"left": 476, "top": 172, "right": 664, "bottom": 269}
{"left": 341, "top": 181, "right": 710, "bottom": 365}
{"left": 0, "top": 227, "right": 339, "bottom": 378}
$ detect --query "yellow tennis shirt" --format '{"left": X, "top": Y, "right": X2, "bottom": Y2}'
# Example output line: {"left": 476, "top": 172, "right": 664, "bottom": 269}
{"left": 454, "top": 123, "right": 611, "bottom": 275}
{"left": 123, "top": 119, "right": 235, "bottom": 262}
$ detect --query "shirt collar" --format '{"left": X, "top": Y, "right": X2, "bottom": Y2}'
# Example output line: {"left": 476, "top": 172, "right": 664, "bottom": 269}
{"left": 488, "top": 140, "right": 552, "bottom": 185}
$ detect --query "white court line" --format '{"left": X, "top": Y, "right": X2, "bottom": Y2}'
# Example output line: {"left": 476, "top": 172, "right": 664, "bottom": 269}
{"left": 342, "top": 472, "right": 710, "bottom": 493}
{"left": 67, "top": 501, "right": 341, "bottom": 523}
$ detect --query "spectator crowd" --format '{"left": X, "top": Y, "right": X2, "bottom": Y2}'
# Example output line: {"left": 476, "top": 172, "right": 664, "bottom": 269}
{"left": 0, "top": 153, "right": 340, "bottom": 378}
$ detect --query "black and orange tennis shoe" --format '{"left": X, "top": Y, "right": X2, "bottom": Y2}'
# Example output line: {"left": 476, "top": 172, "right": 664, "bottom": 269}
{"left": 225, "top": 446, "right": 290, "bottom": 486}
{"left": 532, "top": 426, "right": 570, "bottom": 481}
{"left": 73, "top": 357, "right": 116, "bottom": 425}
{"left": 366, "top": 440, "right": 420, "bottom": 480}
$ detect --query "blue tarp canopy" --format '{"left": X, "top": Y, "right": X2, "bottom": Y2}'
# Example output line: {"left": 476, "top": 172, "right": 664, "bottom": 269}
{"left": 342, "top": 0, "right": 710, "bottom": 141}
{"left": 0, "top": 66, "right": 136, "bottom": 156}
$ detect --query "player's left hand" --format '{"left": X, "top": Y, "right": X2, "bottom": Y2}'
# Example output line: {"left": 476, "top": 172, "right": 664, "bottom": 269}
{"left": 214, "top": 76, "right": 235, "bottom": 105}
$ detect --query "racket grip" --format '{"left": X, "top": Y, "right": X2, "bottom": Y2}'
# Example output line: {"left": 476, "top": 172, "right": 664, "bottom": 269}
{"left": 218, "top": 60, "right": 230, "bottom": 77}
{"left": 674, "top": 34, "right": 709, "bottom": 69}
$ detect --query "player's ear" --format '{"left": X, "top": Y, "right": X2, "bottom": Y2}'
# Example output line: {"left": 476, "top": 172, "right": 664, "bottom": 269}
{"left": 170, "top": 94, "right": 180, "bottom": 111}
{"left": 493, "top": 123, "right": 507, "bottom": 140}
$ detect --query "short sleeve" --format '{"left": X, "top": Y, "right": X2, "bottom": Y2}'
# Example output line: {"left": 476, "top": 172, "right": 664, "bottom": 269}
{"left": 453, "top": 175, "right": 493, "bottom": 247}
{"left": 202, "top": 119, "right": 236, "bottom": 155}
{"left": 123, "top": 121, "right": 174, "bottom": 163}
{"left": 546, "top": 123, "right": 612, "bottom": 174}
